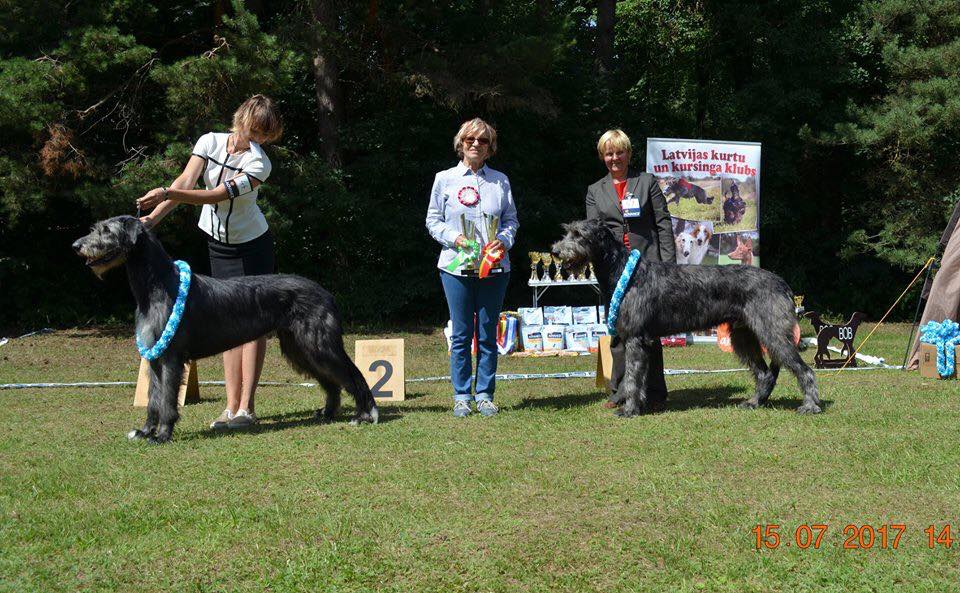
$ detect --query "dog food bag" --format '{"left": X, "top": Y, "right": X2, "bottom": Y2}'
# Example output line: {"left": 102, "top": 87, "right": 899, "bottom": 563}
{"left": 542, "top": 324, "right": 566, "bottom": 351}
{"left": 598, "top": 305, "right": 606, "bottom": 323}
{"left": 520, "top": 325, "right": 544, "bottom": 352}
{"left": 589, "top": 323, "right": 609, "bottom": 349}
{"left": 565, "top": 324, "right": 591, "bottom": 352}
{"left": 519, "top": 307, "right": 544, "bottom": 326}
{"left": 543, "top": 306, "right": 573, "bottom": 325}
{"left": 572, "top": 306, "right": 598, "bottom": 325}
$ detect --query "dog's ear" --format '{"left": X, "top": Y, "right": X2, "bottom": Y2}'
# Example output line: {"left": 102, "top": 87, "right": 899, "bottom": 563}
{"left": 121, "top": 215, "right": 143, "bottom": 248}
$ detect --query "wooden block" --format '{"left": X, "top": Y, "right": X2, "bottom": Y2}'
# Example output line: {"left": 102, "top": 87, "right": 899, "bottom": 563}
{"left": 134, "top": 358, "right": 200, "bottom": 407}
{"left": 355, "top": 339, "right": 405, "bottom": 402}
{"left": 596, "top": 335, "right": 613, "bottom": 388}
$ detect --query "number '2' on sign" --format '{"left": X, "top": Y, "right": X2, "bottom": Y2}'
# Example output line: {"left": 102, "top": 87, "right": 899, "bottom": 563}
{"left": 354, "top": 339, "right": 405, "bottom": 402}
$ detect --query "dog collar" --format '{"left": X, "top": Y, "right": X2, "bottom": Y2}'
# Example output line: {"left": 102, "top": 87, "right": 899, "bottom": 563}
{"left": 137, "top": 260, "right": 191, "bottom": 361}
{"left": 607, "top": 250, "right": 641, "bottom": 336}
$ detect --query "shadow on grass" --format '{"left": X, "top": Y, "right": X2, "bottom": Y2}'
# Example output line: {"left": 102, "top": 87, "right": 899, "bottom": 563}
{"left": 181, "top": 407, "right": 406, "bottom": 441}
{"left": 516, "top": 391, "right": 607, "bottom": 410}
{"left": 514, "top": 386, "right": 832, "bottom": 414}
{"left": 665, "top": 386, "right": 832, "bottom": 413}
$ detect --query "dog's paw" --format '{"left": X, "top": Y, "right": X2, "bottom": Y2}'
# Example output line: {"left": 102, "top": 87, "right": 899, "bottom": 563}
{"left": 614, "top": 401, "right": 642, "bottom": 418}
{"left": 146, "top": 432, "right": 172, "bottom": 445}
{"left": 738, "top": 400, "right": 759, "bottom": 410}
{"left": 349, "top": 407, "right": 379, "bottom": 425}
{"left": 796, "top": 403, "right": 822, "bottom": 415}
{"left": 314, "top": 408, "right": 335, "bottom": 424}
{"left": 127, "top": 428, "right": 149, "bottom": 441}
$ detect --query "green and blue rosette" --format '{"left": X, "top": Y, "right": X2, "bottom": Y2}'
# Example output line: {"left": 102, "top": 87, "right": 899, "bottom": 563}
{"left": 445, "top": 240, "right": 480, "bottom": 273}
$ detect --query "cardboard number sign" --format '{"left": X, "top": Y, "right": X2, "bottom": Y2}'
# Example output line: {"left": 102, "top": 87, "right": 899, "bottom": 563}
{"left": 355, "top": 339, "right": 405, "bottom": 402}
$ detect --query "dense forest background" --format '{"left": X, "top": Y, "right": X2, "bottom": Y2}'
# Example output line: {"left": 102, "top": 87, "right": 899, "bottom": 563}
{"left": 1, "top": 0, "right": 957, "bottom": 330}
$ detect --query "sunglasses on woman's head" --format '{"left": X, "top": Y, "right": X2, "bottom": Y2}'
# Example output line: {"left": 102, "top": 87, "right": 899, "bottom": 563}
{"left": 463, "top": 136, "right": 490, "bottom": 146}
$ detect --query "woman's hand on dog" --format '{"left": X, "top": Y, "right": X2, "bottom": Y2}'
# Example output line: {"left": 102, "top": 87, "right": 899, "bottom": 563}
{"left": 136, "top": 187, "right": 168, "bottom": 211}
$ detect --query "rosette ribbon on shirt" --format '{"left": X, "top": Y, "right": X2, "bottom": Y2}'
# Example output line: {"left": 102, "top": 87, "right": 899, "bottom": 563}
{"left": 478, "top": 241, "right": 505, "bottom": 278}
{"left": 445, "top": 240, "right": 480, "bottom": 273}
{"left": 919, "top": 319, "right": 960, "bottom": 378}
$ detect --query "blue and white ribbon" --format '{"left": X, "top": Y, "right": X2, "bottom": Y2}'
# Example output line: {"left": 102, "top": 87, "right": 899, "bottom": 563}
{"left": 919, "top": 319, "right": 960, "bottom": 378}
{"left": 136, "top": 260, "right": 191, "bottom": 361}
{"left": 607, "top": 250, "right": 641, "bottom": 337}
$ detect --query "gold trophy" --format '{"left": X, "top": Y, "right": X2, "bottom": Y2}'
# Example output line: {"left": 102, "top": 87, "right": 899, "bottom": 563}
{"left": 529, "top": 252, "right": 541, "bottom": 283}
{"left": 539, "top": 252, "right": 553, "bottom": 282}
{"left": 576, "top": 262, "right": 587, "bottom": 280}
{"left": 551, "top": 254, "right": 564, "bottom": 282}
{"left": 588, "top": 263, "right": 596, "bottom": 281}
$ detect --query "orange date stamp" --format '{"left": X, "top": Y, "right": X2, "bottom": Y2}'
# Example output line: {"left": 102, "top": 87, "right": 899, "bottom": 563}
{"left": 749, "top": 524, "right": 957, "bottom": 550}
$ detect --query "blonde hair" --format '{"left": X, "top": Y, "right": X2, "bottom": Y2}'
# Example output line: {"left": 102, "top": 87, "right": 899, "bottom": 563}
{"left": 453, "top": 118, "right": 498, "bottom": 158}
{"left": 231, "top": 94, "right": 283, "bottom": 144}
{"left": 596, "top": 129, "right": 632, "bottom": 159}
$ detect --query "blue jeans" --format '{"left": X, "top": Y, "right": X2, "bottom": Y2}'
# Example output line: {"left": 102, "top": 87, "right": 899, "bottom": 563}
{"left": 440, "top": 271, "right": 510, "bottom": 403}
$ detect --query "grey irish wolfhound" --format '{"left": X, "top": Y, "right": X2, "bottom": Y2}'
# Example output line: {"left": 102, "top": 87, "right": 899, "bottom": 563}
{"left": 552, "top": 219, "right": 821, "bottom": 417}
{"left": 73, "top": 215, "right": 378, "bottom": 444}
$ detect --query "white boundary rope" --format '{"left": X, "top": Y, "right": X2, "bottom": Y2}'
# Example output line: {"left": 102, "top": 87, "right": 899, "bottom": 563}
{"left": 0, "top": 364, "right": 896, "bottom": 390}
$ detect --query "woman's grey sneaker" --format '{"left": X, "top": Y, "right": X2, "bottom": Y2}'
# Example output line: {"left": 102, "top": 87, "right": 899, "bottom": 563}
{"left": 453, "top": 400, "right": 472, "bottom": 418}
{"left": 227, "top": 409, "right": 258, "bottom": 428}
{"left": 477, "top": 400, "right": 499, "bottom": 417}
{"left": 209, "top": 408, "right": 234, "bottom": 429}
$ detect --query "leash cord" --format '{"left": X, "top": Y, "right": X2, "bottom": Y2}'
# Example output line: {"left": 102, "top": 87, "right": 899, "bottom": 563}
{"left": 833, "top": 256, "right": 936, "bottom": 376}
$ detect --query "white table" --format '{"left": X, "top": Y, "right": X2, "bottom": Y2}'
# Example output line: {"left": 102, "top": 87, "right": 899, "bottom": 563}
{"left": 528, "top": 278, "right": 601, "bottom": 307}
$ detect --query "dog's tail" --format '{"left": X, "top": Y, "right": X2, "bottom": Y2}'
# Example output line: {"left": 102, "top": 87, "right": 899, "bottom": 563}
{"left": 346, "top": 360, "right": 378, "bottom": 422}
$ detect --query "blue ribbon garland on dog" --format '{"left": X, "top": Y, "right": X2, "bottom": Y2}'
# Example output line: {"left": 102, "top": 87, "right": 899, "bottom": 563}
{"left": 607, "top": 250, "right": 641, "bottom": 337}
{"left": 136, "top": 260, "right": 191, "bottom": 360}
{"left": 919, "top": 319, "right": 960, "bottom": 378}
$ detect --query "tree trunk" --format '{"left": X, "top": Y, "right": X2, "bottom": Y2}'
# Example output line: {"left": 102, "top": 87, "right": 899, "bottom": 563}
{"left": 597, "top": 0, "right": 616, "bottom": 74}
{"left": 310, "top": 0, "right": 342, "bottom": 166}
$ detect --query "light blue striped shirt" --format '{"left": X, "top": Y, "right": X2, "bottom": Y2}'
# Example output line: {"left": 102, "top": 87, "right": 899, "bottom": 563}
{"left": 425, "top": 162, "right": 519, "bottom": 274}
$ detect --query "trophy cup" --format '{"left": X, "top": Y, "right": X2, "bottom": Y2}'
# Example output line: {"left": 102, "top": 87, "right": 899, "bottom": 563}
{"left": 551, "top": 254, "right": 564, "bottom": 282}
{"left": 460, "top": 214, "right": 478, "bottom": 271}
{"left": 588, "top": 263, "right": 596, "bottom": 281}
{"left": 539, "top": 252, "right": 553, "bottom": 282}
{"left": 576, "top": 263, "right": 587, "bottom": 280}
{"left": 529, "top": 252, "right": 541, "bottom": 283}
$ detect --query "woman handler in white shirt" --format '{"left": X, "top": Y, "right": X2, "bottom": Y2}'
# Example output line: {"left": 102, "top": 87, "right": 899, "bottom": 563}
{"left": 136, "top": 94, "right": 282, "bottom": 430}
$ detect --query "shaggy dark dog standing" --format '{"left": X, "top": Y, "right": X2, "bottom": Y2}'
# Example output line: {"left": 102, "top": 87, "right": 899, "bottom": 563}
{"left": 552, "top": 219, "right": 821, "bottom": 416}
{"left": 73, "top": 215, "right": 378, "bottom": 443}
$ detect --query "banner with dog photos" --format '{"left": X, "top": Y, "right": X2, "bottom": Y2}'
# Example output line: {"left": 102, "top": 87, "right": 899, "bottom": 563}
{"left": 645, "top": 138, "right": 761, "bottom": 268}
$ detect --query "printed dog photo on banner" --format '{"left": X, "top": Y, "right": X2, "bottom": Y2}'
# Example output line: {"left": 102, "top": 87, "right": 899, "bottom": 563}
{"left": 658, "top": 175, "right": 723, "bottom": 222}
{"left": 718, "top": 231, "right": 760, "bottom": 267}
{"left": 716, "top": 176, "right": 758, "bottom": 232}
{"left": 672, "top": 219, "right": 717, "bottom": 265}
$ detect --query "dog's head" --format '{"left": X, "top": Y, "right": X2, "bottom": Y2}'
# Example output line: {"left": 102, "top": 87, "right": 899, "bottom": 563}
{"left": 675, "top": 233, "right": 694, "bottom": 262}
{"left": 72, "top": 215, "right": 144, "bottom": 279}
{"left": 691, "top": 224, "right": 712, "bottom": 247}
{"left": 551, "top": 219, "right": 612, "bottom": 271}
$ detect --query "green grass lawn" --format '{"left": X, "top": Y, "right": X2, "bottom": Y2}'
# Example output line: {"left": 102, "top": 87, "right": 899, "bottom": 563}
{"left": 2, "top": 322, "right": 959, "bottom": 592}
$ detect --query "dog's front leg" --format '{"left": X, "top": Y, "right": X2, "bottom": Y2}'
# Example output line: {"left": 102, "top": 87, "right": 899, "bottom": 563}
{"left": 616, "top": 336, "right": 649, "bottom": 418}
{"left": 148, "top": 358, "right": 184, "bottom": 444}
{"left": 128, "top": 360, "right": 163, "bottom": 441}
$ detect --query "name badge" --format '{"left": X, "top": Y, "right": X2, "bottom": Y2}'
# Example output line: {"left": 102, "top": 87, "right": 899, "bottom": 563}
{"left": 621, "top": 193, "right": 641, "bottom": 218}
